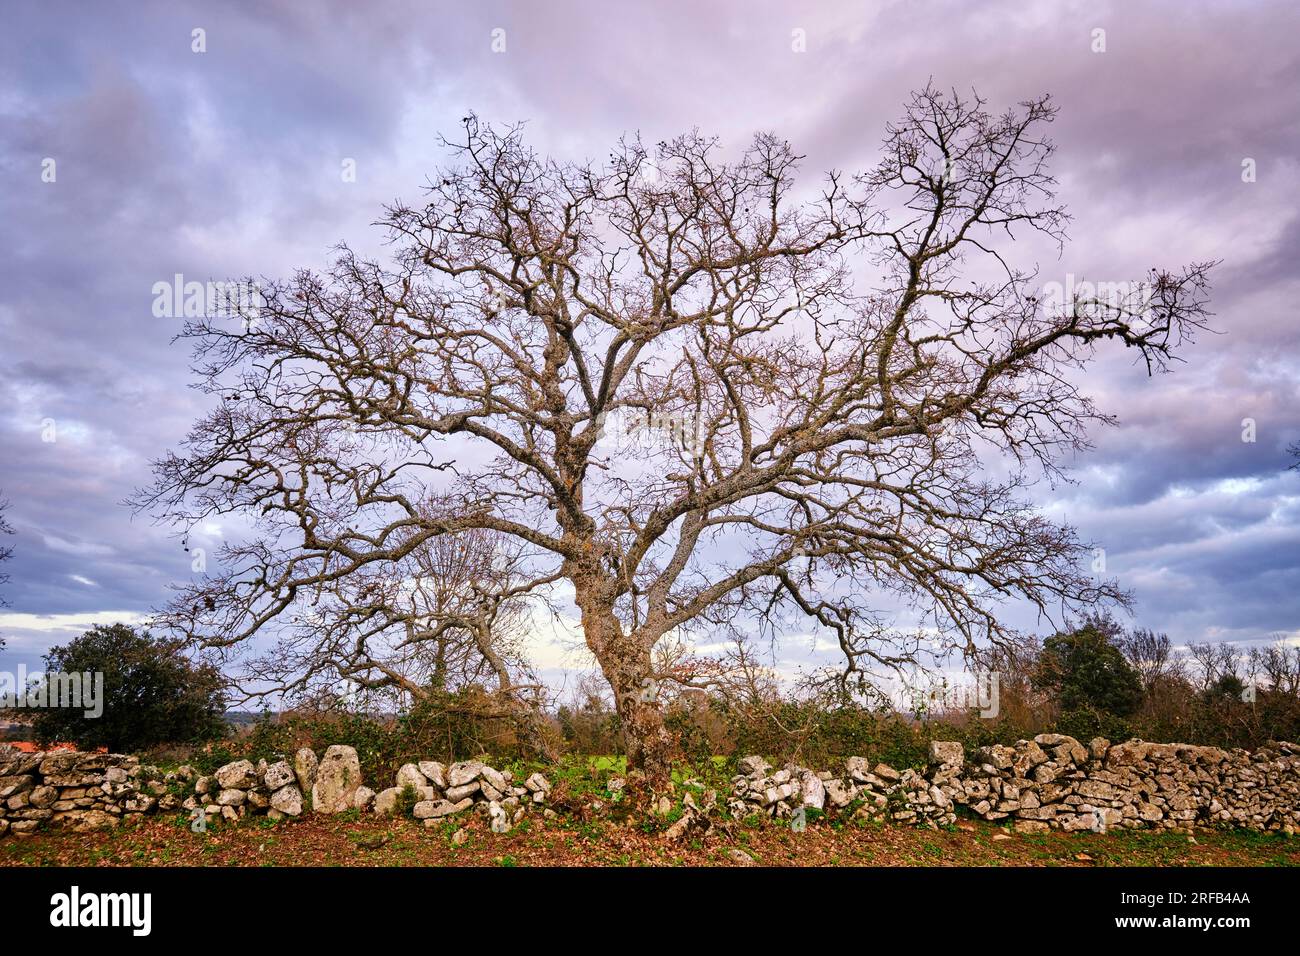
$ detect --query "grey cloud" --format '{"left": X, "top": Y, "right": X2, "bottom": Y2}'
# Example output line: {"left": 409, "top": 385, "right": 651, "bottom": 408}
{"left": 1, "top": 0, "right": 1297, "bottom": 675}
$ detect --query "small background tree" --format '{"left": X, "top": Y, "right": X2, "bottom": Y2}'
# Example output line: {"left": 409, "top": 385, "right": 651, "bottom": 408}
{"left": 31, "top": 623, "right": 227, "bottom": 753}
{"left": 0, "top": 493, "right": 13, "bottom": 611}
{"left": 1033, "top": 614, "right": 1143, "bottom": 738}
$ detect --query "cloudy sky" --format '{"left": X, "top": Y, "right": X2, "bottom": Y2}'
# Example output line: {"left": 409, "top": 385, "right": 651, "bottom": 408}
{"left": 1, "top": 0, "right": 1297, "bottom": 694}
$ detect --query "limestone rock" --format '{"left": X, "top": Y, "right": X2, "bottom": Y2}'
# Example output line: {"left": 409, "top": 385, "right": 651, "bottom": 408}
{"left": 270, "top": 784, "right": 304, "bottom": 817}
{"left": 523, "top": 772, "right": 551, "bottom": 794}
{"left": 412, "top": 800, "right": 449, "bottom": 819}
{"left": 125, "top": 793, "right": 157, "bottom": 813}
{"left": 373, "top": 787, "right": 403, "bottom": 816}
{"left": 825, "top": 779, "right": 854, "bottom": 808}
{"left": 738, "top": 755, "right": 771, "bottom": 776}
{"left": 929, "top": 741, "right": 964, "bottom": 769}
{"left": 293, "top": 748, "right": 318, "bottom": 795}
{"left": 414, "top": 797, "right": 474, "bottom": 820}
{"left": 418, "top": 761, "right": 448, "bottom": 790}
{"left": 447, "top": 760, "right": 487, "bottom": 788}
{"left": 215, "top": 760, "right": 258, "bottom": 791}
{"left": 395, "top": 762, "right": 427, "bottom": 790}
{"left": 310, "top": 745, "right": 362, "bottom": 814}
{"left": 799, "top": 770, "right": 826, "bottom": 810}
{"left": 446, "top": 781, "right": 480, "bottom": 802}
{"left": 263, "top": 760, "right": 296, "bottom": 791}
{"left": 61, "top": 809, "right": 119, "bottom": 832}
{"left": 39, "top": 753, "right": 78, "bottom": 776}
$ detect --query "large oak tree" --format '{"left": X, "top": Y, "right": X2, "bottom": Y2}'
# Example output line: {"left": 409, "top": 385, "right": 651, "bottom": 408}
{"left": 138, "top": 88, "right": 1213, "bottom": 786}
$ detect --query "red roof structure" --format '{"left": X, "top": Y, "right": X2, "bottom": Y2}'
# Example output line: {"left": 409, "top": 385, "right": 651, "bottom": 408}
{"left": 7, "top": 741, "right": 81, "bottom": 754}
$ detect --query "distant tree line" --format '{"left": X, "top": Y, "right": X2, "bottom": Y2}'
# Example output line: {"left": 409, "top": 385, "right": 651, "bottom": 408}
{"left": 554, "top": 614, "right": 1300, "bottom": 767}
{"left": 6, "top": 615, "right": 1297, "bottom": 774}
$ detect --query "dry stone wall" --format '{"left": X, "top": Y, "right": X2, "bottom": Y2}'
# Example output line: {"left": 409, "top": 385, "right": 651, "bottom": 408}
{"left": 372, "top": 758, "right": 552, "bottom": 832}
{"left": 0, "top": 742, "right": 551, "bottom": 839}
{"left": 0, "top": 746, "right": 184, "bottom": 838}
{"left": 188, "top": 754, "right": 307, "bottom": 826}
{"left": 5, "top": 736, "right": 1298, "bottom": 840}
{"left": 726, "top": 736, "right": 1300, "bottom": 834}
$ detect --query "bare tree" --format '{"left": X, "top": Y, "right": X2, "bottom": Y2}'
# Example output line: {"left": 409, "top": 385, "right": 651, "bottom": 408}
{"left": 166, "top": 495, "right": 557, "bottom": 758}
{"left": 1116, "top": 626, "right": 1185, "bottom": 692}
{"left": 244, "top": 520, "right": 537, "bottom": 698}
{"left": 0, "top": 494, "right": 13, "bottom": 612}
{"left": 1188, "top": 641, "right": 1241, "bottom": 693}
{"left": 136, "top": 87, "right": 1213, "bottom": 786}
{"left": 1250, "top": 637, "right": 1300, "bottom": 697}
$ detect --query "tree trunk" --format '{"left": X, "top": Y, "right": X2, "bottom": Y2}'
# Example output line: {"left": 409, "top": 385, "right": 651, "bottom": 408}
{"left": 592, "top": 624, "right": 674, "bottom": 790}
{"left": 615, "top": 672, "right": 674, "bottom": 792}
{"left": 514, "top": 701, "right": 561, "bottom": 763}
{"left": 568, "top": 538, "right": 676, "bottom": 790}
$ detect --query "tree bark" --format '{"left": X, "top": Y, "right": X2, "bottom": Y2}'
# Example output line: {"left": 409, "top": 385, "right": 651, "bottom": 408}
{"left": 603, "top": 641, "right": 674, "bottom": 791}
{"left": 578, "top": 593, "right": 674, "bottom": 790}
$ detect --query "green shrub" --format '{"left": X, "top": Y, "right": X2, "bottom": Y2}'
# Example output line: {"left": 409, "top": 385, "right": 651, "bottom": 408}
{"left": 396, "top": 783, "right": 419, "bottom": 817}
{"left": 1035, "top": 622, "right": 1143, "bottom": 717}
{"left": 29, "top": 623, "right": 226, "bottom": 753}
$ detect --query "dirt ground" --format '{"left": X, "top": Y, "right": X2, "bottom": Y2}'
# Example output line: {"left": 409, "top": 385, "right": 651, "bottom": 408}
{"left": 2, "top": 811, "right": 1297, "bottom": 867}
